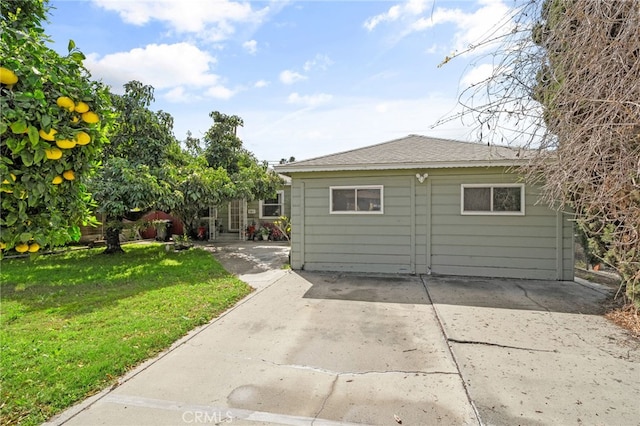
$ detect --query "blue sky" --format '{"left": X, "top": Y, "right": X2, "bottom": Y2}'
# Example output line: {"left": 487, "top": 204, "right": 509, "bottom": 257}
{"left": 44, "top": 0, "right": 514, "bottom": 163}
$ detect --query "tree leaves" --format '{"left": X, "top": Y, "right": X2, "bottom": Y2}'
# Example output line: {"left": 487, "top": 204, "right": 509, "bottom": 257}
{"left": 0, "top": 0, "right": 110, "bottom": 253}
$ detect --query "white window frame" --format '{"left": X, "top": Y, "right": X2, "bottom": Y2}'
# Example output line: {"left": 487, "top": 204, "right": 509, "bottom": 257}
{"left": 259, "top": 190, "right": 284, "bottom": 219}
{"left": 460, "top": 183, "right": 525, "bottom": 216}
{"left": 329, "top": 185, "right": 384, "bottom": 214}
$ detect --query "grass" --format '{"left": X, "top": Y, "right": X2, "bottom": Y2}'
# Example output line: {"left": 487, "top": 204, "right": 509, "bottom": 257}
{"left": 0, "top": 243, "right": 252, "bottom": 426}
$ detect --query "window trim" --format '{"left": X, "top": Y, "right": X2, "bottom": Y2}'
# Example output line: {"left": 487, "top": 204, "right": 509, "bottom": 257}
{"left": 460, "top": 183, "right": 525, "bottom": 216}
{"left": 329, "top": 185, "right": 384, "bottom": 214}
{"left": 259, "top": 190, "right": 285, "bottom": 219}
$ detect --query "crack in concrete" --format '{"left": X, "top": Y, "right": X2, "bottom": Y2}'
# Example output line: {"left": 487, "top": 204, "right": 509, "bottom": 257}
{"left": 252, "top": 357, "right": 461, "bottom": 425}
{"left": 447, "top": 338, "right": 559, "bottom": 353}
{"left": 312, "top": 374, "right": 338, "bottom": 426}
{"left": 567, "top": 331, "right": 640, "bottom": 362}
{"left": 255, "top": 357, "right": 458, "bottom": 376}
{"left": 515, "top": 284, "right": 552, "bottom": 312}
{"left": 420, "top": 276, "right": 484, "bottom": 426}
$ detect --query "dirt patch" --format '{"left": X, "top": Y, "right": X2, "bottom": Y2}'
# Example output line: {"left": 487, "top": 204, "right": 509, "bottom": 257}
{"left": 576, "top": 268, "right": 640, "bottom": 339}
{"left": 605, "top": 301, "right": 640, "bottom": 338}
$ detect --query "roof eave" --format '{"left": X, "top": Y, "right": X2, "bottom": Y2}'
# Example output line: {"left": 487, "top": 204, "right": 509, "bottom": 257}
{"left": 275, "top": 159, "right": 527, "bottom": 174}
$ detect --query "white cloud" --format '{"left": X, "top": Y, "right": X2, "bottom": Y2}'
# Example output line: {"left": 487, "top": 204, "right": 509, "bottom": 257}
{"left": 448, "top": 0, "right": 514, "bottom": 54}
{"left": 85, "top": 42, "right": 219, "bottom": 91}
{"left": 364, "top": 0, "right": 514, "bottom": 56}
{"left": 164, "top": 86, "right": 188, "bottom": 103}
{"left": 364, "top": 4, "right": 402, "bottom": 31}
{"left": 363, "top": 0, "right": 428, "bottom": 31}
{"left": 303, "top": 54, "right": 333, "bottom": 72}
{"left": 279, "top": 70, "right": 307, "bottom": 85}
{"left": 460, "top": 63, "right": 495, "bottom": 87}
{"left": 243, "top": 40, "right": 257, "bottom": 54}
{"left": 375, "top": 103, "right": 389, "bottom": 113}
{"left": 287, "top": 92, "right": 333, "bottom": 107}
{"left": 206, "top": 85, "right": 235, "bottom": 99}
{"left": 410, "top": 7, "right": 463, "bottom": 32}
{"left": 93, "top": 0, "right": 269, "bottom": 41}
{"left": 254, "top": 80, "right": 269, "bottom": 88}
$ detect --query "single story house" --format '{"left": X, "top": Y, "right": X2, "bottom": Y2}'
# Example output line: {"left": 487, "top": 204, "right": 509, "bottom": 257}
{"left": 275, "top": 135, "right": 574, "bottom": 280}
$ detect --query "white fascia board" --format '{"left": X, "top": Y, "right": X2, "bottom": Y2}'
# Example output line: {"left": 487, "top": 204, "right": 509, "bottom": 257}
{"left": 275, "top": 159, "right": 526, "bottom": 174}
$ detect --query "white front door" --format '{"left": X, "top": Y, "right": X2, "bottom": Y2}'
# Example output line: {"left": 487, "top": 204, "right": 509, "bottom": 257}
{"left": 228, "top": 200, "right": 241, "bottom": 231}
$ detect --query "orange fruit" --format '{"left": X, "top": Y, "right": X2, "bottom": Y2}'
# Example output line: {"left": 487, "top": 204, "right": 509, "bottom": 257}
{"left": 0, "top": 67, "right": 18, "bottom": 85}
{"left": 15, "top": 243, "right": 29, "bottom": 253}
{"left": 0, "top": 242, "right": 6, "bottom": 250}
{"left": 52, "top": 175, "right": 63, "bottom": 184}
{"left": 74, "top": 131, "right": 91, "bottom": 145}
{"left": 45, "top": 147, "right": 63, "bottom": 160}
{"left": 56, "top": 96, "right": 75, "bottom": 112}
{"left": 56, "top": 139, "right": 76, "bottom": 149}
{"left": 81, "top": 111, "right": 99, "bottom": 124}
{"left": 28, "top": 243, "right": 40, "bottom": 253}
{"left": 75, "top": 101, "right": 89, "bottom": 113}
{"left": 63, "top": 170, "right": 75, "bottom": 181}
{"left": 39, "top": 128, "right": 57, "bottom": 141}
{"left": 1, "top": 174, "right": 15, "bottom": 193}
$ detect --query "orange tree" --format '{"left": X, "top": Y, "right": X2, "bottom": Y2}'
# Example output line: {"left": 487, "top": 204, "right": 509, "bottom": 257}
{"left": 0, "top": 0, "right": 111, "bottom": 255}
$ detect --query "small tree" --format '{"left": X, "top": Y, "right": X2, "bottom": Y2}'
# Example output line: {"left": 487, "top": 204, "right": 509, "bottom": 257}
{"left": 90, "top": 81, "right": 179, "bottom": 254}
{"left": 194, "top": 111, "right": 283, "bottom": 203}
{"left": 170, "top": 159, "right": 233, "bottom": 236}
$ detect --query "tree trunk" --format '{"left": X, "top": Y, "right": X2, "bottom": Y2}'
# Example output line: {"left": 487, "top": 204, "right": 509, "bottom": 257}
{"left": 103, "top": 225, "right": 124, "bottom": 254}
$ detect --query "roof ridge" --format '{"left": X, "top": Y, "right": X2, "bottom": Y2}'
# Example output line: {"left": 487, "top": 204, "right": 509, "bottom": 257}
{"left": 287, "top": 134, "right": 414, "bottom": 165}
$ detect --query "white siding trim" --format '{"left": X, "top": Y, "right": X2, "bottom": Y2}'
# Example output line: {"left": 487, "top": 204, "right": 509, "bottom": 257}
{"left": 300, "top": 182, "right": 305, "bottom": 269}
{"left": 259, "top": 190, "right": 285, "bottom": 219}
{"left": 410, "top": 177, "right": 416, "bottom": 274}
{"left": 556, "top": 210, "right": 564, "bottom": 280}
{"left": 426, "top": 178, "right": 432, "bottom": 274}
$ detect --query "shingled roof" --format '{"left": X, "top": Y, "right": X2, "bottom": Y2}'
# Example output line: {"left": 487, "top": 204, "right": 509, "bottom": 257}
{"left": 276, "top": 134, "right": 530, "bottom": 173}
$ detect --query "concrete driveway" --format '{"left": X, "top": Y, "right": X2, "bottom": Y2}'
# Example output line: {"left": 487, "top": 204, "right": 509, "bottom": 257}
{"left": 47, "top": 242, "right": 639, "bottom": 426}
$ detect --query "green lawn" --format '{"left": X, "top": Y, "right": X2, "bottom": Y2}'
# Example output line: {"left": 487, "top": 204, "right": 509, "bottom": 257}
{"left": 0, "top": 243, "right": 252, "bottom": 426}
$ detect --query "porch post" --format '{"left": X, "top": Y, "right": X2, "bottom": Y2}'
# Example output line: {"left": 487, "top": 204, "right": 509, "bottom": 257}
{"left": 208, "top": 205, "right": 217, "bottom": 241}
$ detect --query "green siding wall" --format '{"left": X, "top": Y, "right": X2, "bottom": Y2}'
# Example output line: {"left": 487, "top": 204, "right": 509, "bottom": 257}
{"left": 428, "top": 170, "right": 572, "bottom": 280}
{"left": 288, "top": 168, "right": 574, "bottom": 280}
{"left": 292, "top": 174, "right": 414, "bottom": 273}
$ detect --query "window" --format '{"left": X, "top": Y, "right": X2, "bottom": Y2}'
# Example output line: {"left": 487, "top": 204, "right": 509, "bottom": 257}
{"left": 260, "top": 190, "right": 284, "bottom": 218}
{"left": 461, "top": 184, "right": 524, "bottom": 215}
{"left": 330, "top": 186, "right": 383, "bottom": 214}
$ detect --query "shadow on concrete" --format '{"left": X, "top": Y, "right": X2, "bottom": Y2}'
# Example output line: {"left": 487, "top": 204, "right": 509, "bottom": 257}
{"left": 299, "top": 271, "right": 431, "bottom": 304}
{"left": 203, "top": 241, "right": 290, "bottom": 276}
{"left": 424, "top": 274, "right": 612, "bottom": 315}
{"left": 207, "top": 241, "right": 612, "bottom": 315}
